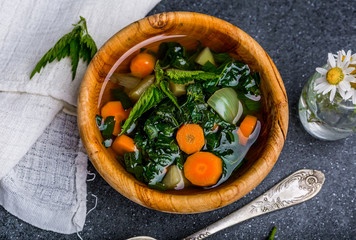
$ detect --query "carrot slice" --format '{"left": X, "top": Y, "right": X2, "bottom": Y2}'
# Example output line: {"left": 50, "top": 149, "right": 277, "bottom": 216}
{"left": 183, "top": 151, "right": 222, "bottom": 186}
{"left": 237, "top": 115, "right": 257, "bottom": 146}
{"left": 112, "top": 135, "right": 137, "bottom": 155}
{"left": 239, "top": 115, "right": 257, "bottom": 138}
{"left": 130, "top": 53, "right": 156, "bottom": 78}
{"left": 101, "top": 101, "right": 130, "bottom": 136}
{"left": 176, "top": 124, "right": 205, "bottom": 154}
{"left": 101, "top": 101, "right": 125, "bottom": 119}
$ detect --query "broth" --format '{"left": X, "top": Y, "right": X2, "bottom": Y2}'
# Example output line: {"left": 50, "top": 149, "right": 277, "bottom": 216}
{"left": 96, "top": 35, "right": 262, "bottom": 191}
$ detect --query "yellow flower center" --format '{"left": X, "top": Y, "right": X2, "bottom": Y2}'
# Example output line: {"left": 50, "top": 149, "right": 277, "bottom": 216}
{"left": 326, "top": 67, "right": 344, "bottom": 85}
{"left": 351, "top": 82, "right": 356, "bottom": 89}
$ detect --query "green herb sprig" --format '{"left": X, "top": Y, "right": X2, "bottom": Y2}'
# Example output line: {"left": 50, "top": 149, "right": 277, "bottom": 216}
{"left": 267, "top": 226, "right": 277, "bottom": 240}
{"left": 30, "top": 16, "right": 97, "bottom": 80}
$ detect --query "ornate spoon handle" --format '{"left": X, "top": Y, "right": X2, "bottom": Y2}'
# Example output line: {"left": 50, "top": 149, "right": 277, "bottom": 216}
{"left": 183, "top": 169, "right": 325, "bottom": 240}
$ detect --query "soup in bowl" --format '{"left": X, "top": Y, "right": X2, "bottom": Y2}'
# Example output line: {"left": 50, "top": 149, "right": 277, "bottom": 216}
{"left": 78, "top": 12, "right": 288, "bottom": 213}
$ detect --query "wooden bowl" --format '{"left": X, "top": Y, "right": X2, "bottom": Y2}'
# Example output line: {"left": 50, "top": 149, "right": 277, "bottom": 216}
{"left": 78, "top": 12, "right": 288, "bottom": 213}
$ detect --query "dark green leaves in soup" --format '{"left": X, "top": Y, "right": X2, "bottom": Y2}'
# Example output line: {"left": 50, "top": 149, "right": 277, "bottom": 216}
{"left": 96, "top": 41, "right": 261, "bottom": 191}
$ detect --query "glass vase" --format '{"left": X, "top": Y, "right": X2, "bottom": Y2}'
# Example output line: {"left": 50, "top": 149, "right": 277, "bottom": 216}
{"left": 298, "top": 71, "right": 356, "bottom": 140}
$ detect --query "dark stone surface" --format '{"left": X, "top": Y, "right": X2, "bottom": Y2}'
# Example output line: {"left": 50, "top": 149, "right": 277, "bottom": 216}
{"left": 1, "top": 0, "right": 355, "bottom": 239}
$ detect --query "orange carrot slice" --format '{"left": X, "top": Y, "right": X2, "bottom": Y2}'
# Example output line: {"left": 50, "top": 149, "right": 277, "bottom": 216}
{"left": 239, "top": 115, "right": 257, "bottom": 138}
{"left": 112, "top": 135, "right": 137, "bottom": 155}
{"left": 130, "top": 53, "right": 156, "bottom": 78}
{"left": 101, "top": 101, "right": 130, "bottom": 136}
{"left": 237, "top": 115, "right": 258, "bottom": 146}
{"left": 176, "top": 124, "right": 205, "bottom": 154}
{"left": 183, "top": 151, "right": 222, "bottom": 186}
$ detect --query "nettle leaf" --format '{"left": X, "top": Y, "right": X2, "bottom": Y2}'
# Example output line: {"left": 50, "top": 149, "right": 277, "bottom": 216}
{"left": 81, "top": 33, "right": 97, "bottom": 59}
{"left": 69, "top": 37, "right": 80, "bottom": 80}
{"left": 120, "top": 85, "right": 164, "bottom": 135}
{"left": 165, "top": 69, "right": 217, "bottom": 84}
{"left": 30, "top": 16, "right": 97, "bottom": 81}
{"left": 154, "top": 61, "right": 164, "bottom": 83}
{"left": 160, "top": 80, "right": 180, "bottom": 109}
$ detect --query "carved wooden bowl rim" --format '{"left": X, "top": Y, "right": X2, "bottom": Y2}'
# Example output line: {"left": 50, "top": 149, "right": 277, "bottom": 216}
{"left": 78, "top": 12, "right": 289, "bottom": 213}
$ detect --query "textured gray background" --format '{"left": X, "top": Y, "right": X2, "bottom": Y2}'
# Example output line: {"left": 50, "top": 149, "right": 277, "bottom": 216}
{"left": 1, "top": 0, "right": 355, "bottom": 239}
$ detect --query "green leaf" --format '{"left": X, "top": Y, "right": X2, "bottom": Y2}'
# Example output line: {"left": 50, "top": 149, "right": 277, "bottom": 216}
{"left": 239, "top": 94, "right": 261, "bottom": 114}
{"left": 96, "top": 114, "right": 115, "bottom": 147}
{"left": 79, "top": 44, "right": 92, "bottom": 64}
{"left": 56, "top": 44, "right": 70, "bottom": 61}
{"left": 111, "top": 88, "right": 133, "bottom": 110}
{"left": 268, "top": 226, "right": 277, "bottom": 240}
{"left": 101, "top": 116, "right": 115, "bottom": 138}
{"left": 212, "top": 52, "right": 232, "bottom": 65}
{"left": 124, "top": 151, "right": 145, "bottom": 182}
{"left": 186, "top": 84, "right": 205, "bottom": 103}
{"left": 157, "top": 42, "right": 192, "bottom": 70}
{"left": 165, "top": 69, "right": 218, "bottom": 84}
{"left": 154, "top": 61, "right": 164, "bottom": 84}
{"left": 81, "top": 33, "right": 97, "bottom": 59}
{"left": 160, "top": 81, "right": 180, "bottom": 109}
{"left": 30, "top": 32, "right": 73, "bottom": 79}
{"left": 202, "top": 61, "right": 218, "bottom": 73}
{"left": 69, "top": 37, "right": 80, "bottom": 80}
{"left": 120, "top": 85, "right": 164, "bottom": 135}
{"left": 30, "top": 16, "right": 97, "bottom": 80}
{"left": 218, "top": 61, "right": 260, "bottom": 96}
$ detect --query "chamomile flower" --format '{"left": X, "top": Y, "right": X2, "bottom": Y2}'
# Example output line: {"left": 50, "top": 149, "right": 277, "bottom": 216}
{"left": 337, "top": 50, "right": 356, "bottom": 104}
{"left": 344, "top": 84, "right": 356, "bottom": 104}
{"left": 337, "top": 50, "right": 356, "bottom": 65}
{"left": 314, "top": 51, "right": 356, "bottom": 102}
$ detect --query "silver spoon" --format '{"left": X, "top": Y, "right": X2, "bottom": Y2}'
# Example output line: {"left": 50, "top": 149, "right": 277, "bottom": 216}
{"left": 127, "top": 169, "right": 325, "bottom": 240}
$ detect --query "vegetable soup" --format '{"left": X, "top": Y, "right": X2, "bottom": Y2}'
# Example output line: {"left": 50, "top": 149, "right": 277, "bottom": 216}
{"left": 96, "top": 38, "right": 262, "bottom": 191}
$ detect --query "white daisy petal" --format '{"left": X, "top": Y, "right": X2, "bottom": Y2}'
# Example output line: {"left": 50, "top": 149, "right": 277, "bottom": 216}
{"left": 328, "top": 53, "right": 336, "bottom": 68}
{"left": 314, "top": 82, "right": 328, "bottom": 91}
{"left": 341, "top": 50, "right": 346, "bottom": 56}
{"left": 344, "top": 67, "right": 355, "bottom": 74}
{"left": 338, "top": 86, "right": 346, "bottom": 99}
{"left": 315, "top": 77, "right": 326, "bottom": 84}
{"left": 352, "top": 94, "right": 356, "bottom": 105}
{"left": 351, "top": 53, "right": 356, "bottom": 64}
{"left": 337, "top": 51, "right": 343, "bottom": 67}
{"left": 329, "top": 87, "right": 336, "bottom": 101}
{"left": 344, "top": 75, "right": 356, "bottom": 83}
{"left": 346, "top": 50, "right": 352, "bottom": 61}
{"left": 338, "top": 80, "right": 350, "bottom": 91}
{"left": 316, "top": 67, "right": 328, "bottom": 75}
{"left": 342, "top": 59, "right": 350, "bottom": 69}
{"left": 345, "top": 90, "right": 353, "bottom": 99}
{"left": 322, "top": 85, "right": 334, "bottom": 95}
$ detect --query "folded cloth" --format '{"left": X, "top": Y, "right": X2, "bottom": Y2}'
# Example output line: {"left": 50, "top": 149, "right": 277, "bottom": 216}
{"left": 0, "top": 0, "right": 160, "bottom": 234}
{"left": 0, "top": 112, "right": 88, "bottom": 234}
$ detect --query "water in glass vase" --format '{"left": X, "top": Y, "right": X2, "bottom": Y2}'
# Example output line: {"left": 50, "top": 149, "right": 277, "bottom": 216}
{"left": 299, "top": 71, "right": 356, "bottom": 140}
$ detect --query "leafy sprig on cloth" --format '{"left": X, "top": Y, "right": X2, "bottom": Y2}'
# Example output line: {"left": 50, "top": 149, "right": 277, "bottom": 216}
{"left": 30, "top": 16, "right": 97, "bottom": 80}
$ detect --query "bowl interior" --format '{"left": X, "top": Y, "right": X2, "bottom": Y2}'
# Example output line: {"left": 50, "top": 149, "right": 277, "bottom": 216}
{"left": 78, "top": 12, "right": 288, "bottom": 213}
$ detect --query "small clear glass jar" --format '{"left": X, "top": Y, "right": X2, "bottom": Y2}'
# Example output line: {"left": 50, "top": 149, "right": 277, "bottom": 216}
{"left": 298, "top": 70, "right": 356, "bottom": 140}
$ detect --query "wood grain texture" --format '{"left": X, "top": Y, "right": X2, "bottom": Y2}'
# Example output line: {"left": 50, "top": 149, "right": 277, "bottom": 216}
{"left": 77, "top": 12, "right": 289, "bottom": 213}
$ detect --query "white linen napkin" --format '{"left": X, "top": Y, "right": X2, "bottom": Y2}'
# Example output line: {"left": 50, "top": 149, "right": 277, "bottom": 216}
{"left": 0, "top": 0, "right": 160, "bottom": 234}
